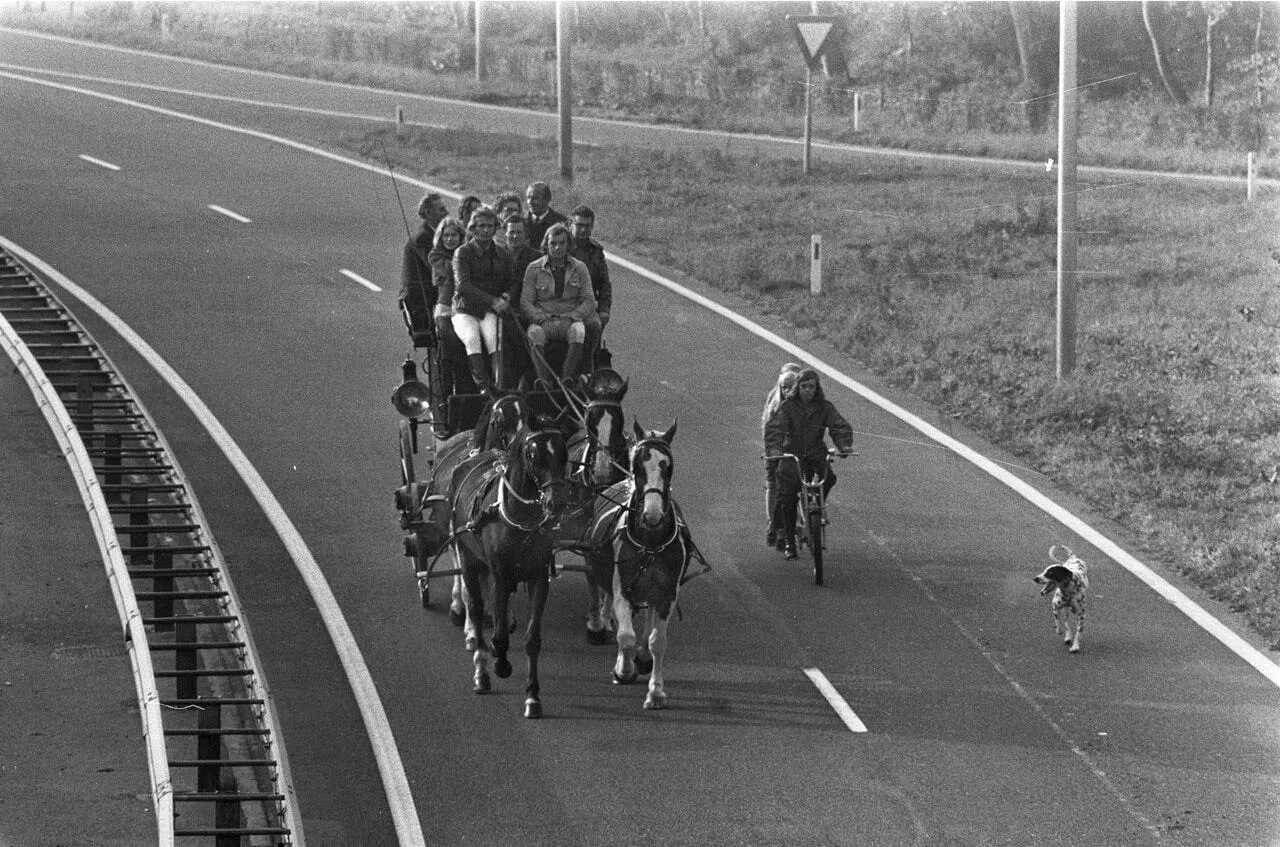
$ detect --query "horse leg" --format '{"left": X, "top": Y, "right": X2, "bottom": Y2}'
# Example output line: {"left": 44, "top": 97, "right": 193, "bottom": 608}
{"left": 523, "top": 573, "right": 550, "bottom": 718}
{"left": 634, "top": 605, "right": 654, "bottom": 677}
{"left": 584, "top": 569, "right": 613, "bottom": 645}
{"left": 449, "top": 573, "right": 466, "bottom": 628}
{"left": 644, "top": 607, "right": 672, "bottom": 710}
{"left": 460, "top": 557, "right": 491, "bottom": 694}
{"left": 492, "top": 580, "right": 514, "bottom": 680}
{"left": 610, "top": 568, "right": 638, "bottom": 684}
{"left": 459, "top": 576, "right": 480, "bottom": 652}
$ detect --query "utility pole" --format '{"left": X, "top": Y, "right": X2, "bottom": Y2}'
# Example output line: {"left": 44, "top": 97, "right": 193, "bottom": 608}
{"left": 474, "top": 0, "right": 484, "bottom": 82}
{"left": 557, "top": 0, "right": 573, "bottom": 182}
{"left": 1056, "top": 0, "right": 1078, "bottom": 380}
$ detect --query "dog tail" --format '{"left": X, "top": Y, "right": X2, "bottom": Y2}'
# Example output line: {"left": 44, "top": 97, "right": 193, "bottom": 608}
{"left": 1049, "top": 544, "right": 1074, "bottom": 564}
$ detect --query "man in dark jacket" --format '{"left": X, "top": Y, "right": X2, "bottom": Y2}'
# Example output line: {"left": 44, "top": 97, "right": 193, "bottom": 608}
{"left": 524, "top": 181, "right": 567, "bottom": 250}
{"left": 569, "top": 204, "right": 611, "bottom": 371}
{"left": 764, "top": 369, "right": 854, "bottom": 559}
{"left": 398, "top": 192, "right": 449, "bottom": 345}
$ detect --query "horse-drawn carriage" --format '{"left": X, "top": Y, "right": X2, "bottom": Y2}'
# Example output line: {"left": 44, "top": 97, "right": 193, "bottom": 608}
{"left": 392, "top": 309, "right": 705, "bottom": 716}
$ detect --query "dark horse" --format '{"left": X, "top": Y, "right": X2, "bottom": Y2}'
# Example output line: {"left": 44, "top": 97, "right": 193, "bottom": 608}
{"left": 553, "top": 369, "right": 632, "bottom": 643}
{"left": 420, "top": 392, "right": 532, "bottom": 636}
{"left": 450, "top": 422, "right": 570, "bottom": 718}
{"left": 584, "top": 420, "right": 689, "bottom": 710}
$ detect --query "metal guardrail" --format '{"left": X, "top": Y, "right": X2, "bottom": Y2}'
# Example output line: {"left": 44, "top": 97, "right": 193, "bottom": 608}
{"left": 0, "top": 246, "right": 300, "bottom": 845}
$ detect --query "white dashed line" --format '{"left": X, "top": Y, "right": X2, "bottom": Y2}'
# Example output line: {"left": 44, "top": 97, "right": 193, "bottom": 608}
{"left": 339, "top": 269, "right": 381, "bottom": 292}
{"left": 77, "top": 153, "right": 120, "bottom": 171}
{"left": 804, "top": 667, "right": 868, "bottom": 733}
{"left": 207, "top": 204, "right": 251, "bottom": 224}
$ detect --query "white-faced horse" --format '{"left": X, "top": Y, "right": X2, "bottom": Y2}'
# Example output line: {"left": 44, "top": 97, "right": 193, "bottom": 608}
{"left": 450, "top": 423, "right": 571, "bottom": 718}
{"left": 584, "top": 420, "right": 689, "bottom": 710}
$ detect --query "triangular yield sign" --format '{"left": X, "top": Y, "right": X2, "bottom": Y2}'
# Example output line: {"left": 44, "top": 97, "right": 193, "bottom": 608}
{"left": 796, "top": 21, "right": 834, "bottom": 64}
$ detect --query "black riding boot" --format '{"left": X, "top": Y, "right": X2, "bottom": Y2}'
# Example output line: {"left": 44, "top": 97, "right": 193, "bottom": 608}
{"left": 467, "top": 353, "right": 491, "bottom": 395}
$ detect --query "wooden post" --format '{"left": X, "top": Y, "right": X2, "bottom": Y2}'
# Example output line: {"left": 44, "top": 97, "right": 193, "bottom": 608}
{"left": 803, "top": 65, "right": 813, "bottom": 176}
{"left": 1056, "top": 0, "right": 1078, "bottom": 380}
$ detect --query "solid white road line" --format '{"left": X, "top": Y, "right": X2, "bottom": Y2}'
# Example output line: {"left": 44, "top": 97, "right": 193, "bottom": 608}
{"left": 804, "top": 668, "right": 868, "bottom": 733}
{"left": 8, "top": 58, "right": 1277, "bottom": 691}
{"left": 207, "top": 204, "right": 251, "bottom": 224}
{"left": 340, "top": 268, "right": 381, "bottom": 292}
{"left": 0, "top": 237, "right": 429, "bottom": 847}
{"left": 77, "top": 153, "right": 120, "bottom": 171}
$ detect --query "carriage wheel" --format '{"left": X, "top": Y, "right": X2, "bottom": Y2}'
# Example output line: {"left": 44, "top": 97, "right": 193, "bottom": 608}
{"left": 808, "top": 508, "right": 825, "bottom": 586}
{"left": 399, "top": 419, "right": 416, "bottom": 485}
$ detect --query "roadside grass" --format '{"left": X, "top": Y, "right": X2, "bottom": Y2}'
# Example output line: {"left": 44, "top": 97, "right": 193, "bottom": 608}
{"left": 352, "top": 123, "right": 1280, "bottom": 646}
{"left": 5, "top": 9, "right": 1276, "bottom": 178}
{"left": 7, "top": 15, "right": 1279, "bottom": 647}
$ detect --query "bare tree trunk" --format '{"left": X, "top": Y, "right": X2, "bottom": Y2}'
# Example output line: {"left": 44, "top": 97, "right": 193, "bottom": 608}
{"left": 1203, "top": 2, "right": 1229, "bottom": 108}
{"left": 1143, "top": 0, "right": 1190, "bottom": 105}
{"left": 1008, "top": 1, "right": 1055, "bottom": 130}
{"left": 902, "top": 3, "right": 913, "bottom": 59}
{"left": 1253, "top": 1, "right": 1266, "bottom": 109}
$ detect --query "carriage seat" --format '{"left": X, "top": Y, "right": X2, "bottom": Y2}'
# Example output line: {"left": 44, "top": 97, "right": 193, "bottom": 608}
{"left": 399, "top": 299, "right": 436, "bottom": 349}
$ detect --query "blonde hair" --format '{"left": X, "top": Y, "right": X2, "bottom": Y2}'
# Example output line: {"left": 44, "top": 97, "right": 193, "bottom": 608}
{"left": 761, "top": 364, "right": 803, "bottom": 432}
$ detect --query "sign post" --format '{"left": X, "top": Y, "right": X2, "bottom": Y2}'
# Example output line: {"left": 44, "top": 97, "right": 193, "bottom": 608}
{"left": 786, "top": 15, "right": 840, "bottom": 176}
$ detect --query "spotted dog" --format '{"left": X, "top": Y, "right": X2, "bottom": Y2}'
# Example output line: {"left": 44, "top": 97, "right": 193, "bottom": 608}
{"left": 1033, "top": 546, "right": 1089, "bottom": 653}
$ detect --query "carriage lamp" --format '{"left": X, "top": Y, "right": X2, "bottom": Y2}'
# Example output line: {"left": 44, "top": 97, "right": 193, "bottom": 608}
{"left": 392, "top": 356, "right": 432, "bottom": 418}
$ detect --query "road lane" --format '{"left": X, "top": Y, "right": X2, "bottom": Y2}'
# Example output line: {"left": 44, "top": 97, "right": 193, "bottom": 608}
{"left": 2, "top": 39, "right": 1278, "bottom": 847}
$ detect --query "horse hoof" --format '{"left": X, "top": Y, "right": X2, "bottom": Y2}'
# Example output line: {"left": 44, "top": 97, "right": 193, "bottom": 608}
{"left": 524, "top": 699, "right": 542, "bottom": 719}
{"left": 635, "top": 656, "right": 654, "bottom": 676}
{"left": 495, "top": 657, "right": 513, "bottom": 679}
{"left": 643, "top": 693, "right": 667, "bottom": 710}
{"left": 464, "top": 635, "right": 478, "bottom": 652}
{"left": 449, "top": 608, "right": 466, "bottom": 627}
{"left": 474, "top": 674, "right": 491, "bottom": 694}
{"left": 585, "top": 627, "right": 612, "bottom": 646}
{"left": 612, "top": 670, "right": 637, "bottom": 685}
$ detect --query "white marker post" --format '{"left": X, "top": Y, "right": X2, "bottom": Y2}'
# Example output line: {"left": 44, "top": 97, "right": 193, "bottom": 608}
{"left": 853, "top": 91, "right": 861, "bottom": 133}
{"left": 395, "top": 106, "right": 404, "bottom": 136}
{"left": 1247, "top": 152, "right": 1256, "bottom": 201}
{"left": 810, "top": 234, "right": 822, "bottom": 295}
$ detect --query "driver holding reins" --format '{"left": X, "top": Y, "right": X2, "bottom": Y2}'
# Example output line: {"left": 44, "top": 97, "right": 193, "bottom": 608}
{"left": 764, "top": 368, "right": 854, "bottom": 560}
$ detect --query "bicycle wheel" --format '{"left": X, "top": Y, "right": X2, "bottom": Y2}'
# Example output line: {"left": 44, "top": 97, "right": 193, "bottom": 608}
{"left": 808, "top": 508, "right": 824, "bottom": 585}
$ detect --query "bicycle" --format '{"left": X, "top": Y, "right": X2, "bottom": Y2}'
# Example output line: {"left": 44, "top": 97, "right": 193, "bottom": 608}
{"left": 763, "top": 450, "right": 852, "bottom": 586}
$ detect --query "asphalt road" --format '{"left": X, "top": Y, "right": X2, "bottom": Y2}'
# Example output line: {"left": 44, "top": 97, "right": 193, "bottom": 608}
{"left": 2, "top": 28, "right": 1278, "bottom": 847}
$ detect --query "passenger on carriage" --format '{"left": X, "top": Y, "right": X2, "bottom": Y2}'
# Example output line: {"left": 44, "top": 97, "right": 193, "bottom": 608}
{"left": 500, "top": 215, "right": 542, "bottom": 388}
{"left": 523, "top": 181, "right": 567, "bottom": 250}
{"left": 492, "top": 191, "right": 523, "bottom": 246}
{"left": 457, "top": 195, "right": 484, "bottom": 233}
{"left": 764, "top": 368, "right": 854, "bottom": 560}
{"left": 451, "top": 207, "right": 519, "bottom": 395}
{"left": 521, "top": 222, "right": 597, "bottom": 388}
{"left": 398, "top": 192, "right": 450, "bottom": 346}
{"left": 568, "top": 204, "right": 612, "bottom": 370}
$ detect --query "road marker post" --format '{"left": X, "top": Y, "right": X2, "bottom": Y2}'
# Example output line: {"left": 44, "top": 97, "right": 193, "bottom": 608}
{"left": 810, "top": 234, "right": 822, "bottom": 295}
{"left": 1248, "top": 152, "right": 1256, "bottom": 201}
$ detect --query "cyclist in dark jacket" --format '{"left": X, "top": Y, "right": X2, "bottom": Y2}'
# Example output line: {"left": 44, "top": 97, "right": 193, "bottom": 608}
{"left": 764, "top": 368, "right": 854, "bottom": 558}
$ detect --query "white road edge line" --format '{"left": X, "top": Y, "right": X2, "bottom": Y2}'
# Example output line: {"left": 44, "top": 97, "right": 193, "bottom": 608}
{"left": 207, "top": 204, "right": 251, "bottom": 224}
{"left": 6, "top": 61, "right": 1275, "bottom": 687}
{"left": 77, "top": 153, "right": 120, "bottom": 171}
{"left": 340, "top": 268, "right": 381, "bottom": 292}
{"left": 804, "top": 668, "right": 868, "bottom": 733}
{"left": 0, "top": 237, "right": 428, "bottom": 847}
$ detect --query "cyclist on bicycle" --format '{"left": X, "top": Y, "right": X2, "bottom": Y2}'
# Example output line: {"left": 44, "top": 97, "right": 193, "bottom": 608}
{"left": 764, "top": 368, "right": 854, "bottom": 559}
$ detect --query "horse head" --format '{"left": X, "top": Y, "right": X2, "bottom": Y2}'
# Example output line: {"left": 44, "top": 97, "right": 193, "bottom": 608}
{"left": 483, "top": 391, "right": 531, "bottom": 452}
{"left": 510, "top": 423, "right": 571, "bottom": 520}
{"left": 629, "top": 418, "right": 676, "bottom": 531}
{"left": 583, "top": 400, "right": 627, "bottom": 488}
